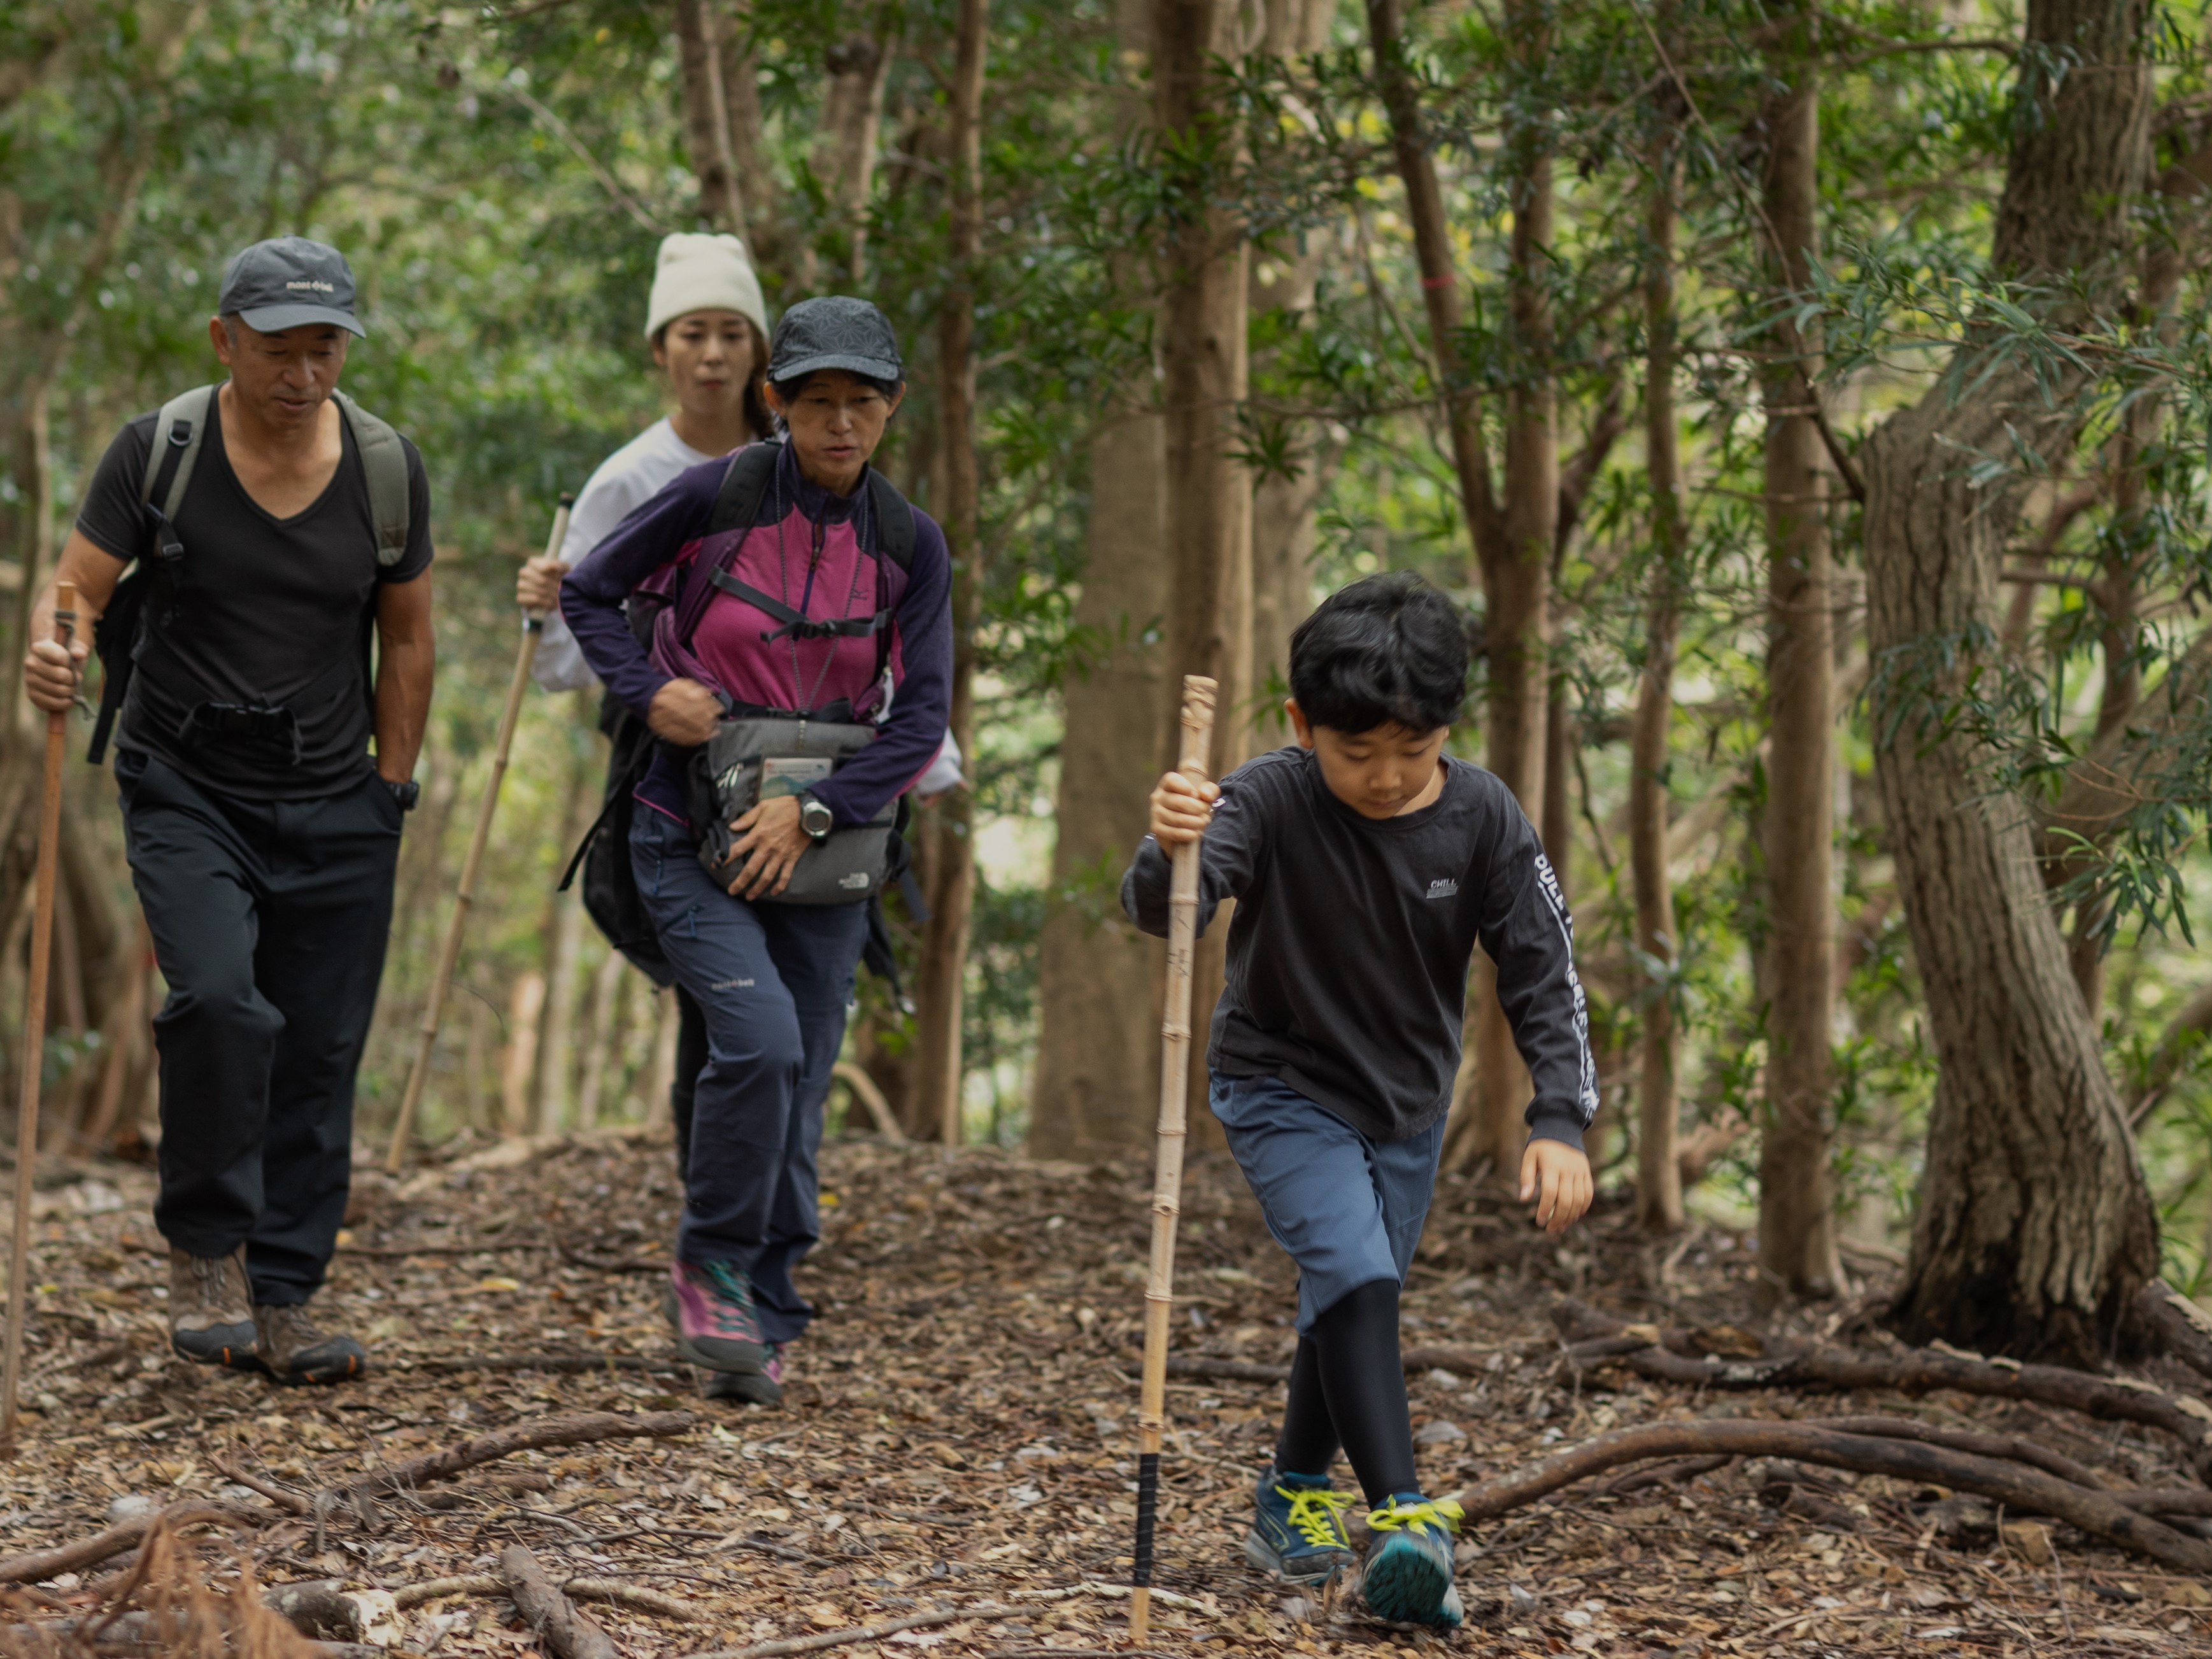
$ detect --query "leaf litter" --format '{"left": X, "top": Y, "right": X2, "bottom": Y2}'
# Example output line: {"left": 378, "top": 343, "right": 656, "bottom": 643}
{"left": 0, "top": 1130, "right": 2208, "bottom": 1655}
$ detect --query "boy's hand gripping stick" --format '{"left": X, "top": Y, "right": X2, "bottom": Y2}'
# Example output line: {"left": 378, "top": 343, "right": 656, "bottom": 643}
{"left": 1130, "top": 674, "right": 1217, "bottom": 1642}
{"left": 385, "top": 493, "right": 572, "bottom": 1174}
{"left": 2, "top": 583, "right": 76, "bottom": 1453}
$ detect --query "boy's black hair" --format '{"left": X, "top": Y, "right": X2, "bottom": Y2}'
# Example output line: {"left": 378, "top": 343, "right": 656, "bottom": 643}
{"left": 1288, "top": 572, "right": 1469, "bottom": 734}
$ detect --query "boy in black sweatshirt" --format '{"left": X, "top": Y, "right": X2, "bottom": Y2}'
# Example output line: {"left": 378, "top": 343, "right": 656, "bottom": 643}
{"left": 1123, "top": 572, "right": 1596, "bottom": 1627}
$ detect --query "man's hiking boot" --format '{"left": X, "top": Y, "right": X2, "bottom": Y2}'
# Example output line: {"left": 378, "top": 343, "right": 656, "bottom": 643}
{"left": 665, "top": 1259, "right": 769, "bottom": 1374}
{"left": 704, "top": 1341, "right": 784, "bottom": 1406}
{"left": 167, "top": 1246, "right": 258, "bottom": 1371}
{"left": 1244, "top": 1466, "right": 1355, "bottom": 1585}
{"left": 253, "top": 1303, "right": 369, "bottom": 1386}
{"left": 1361, "top": 1495, "right": 1464, "bottom": 1628}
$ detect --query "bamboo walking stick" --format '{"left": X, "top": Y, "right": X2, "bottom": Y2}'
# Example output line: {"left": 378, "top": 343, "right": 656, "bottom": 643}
{"left": 1129, "top": 673, "right": 1217, "bottom": 1643}
{"left": 385, "top": 495, "right": 572, "bottom": 1175}
{"left": 2, "top": 582, "right": 76, "bottom": 1453}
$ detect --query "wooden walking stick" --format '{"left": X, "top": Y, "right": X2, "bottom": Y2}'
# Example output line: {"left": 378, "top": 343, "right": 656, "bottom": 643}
{"left": 385, "top": 495, "right": 572, "bottom": 1175}
{"left": 1129, "top": 673, "right": 1217, "bottom": 1643}
{"left": 2, "top": 582, "right": 77, "bottom": 1453}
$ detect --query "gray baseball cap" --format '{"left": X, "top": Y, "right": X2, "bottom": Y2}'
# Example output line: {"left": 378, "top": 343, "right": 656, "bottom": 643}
{"left": 767, "top": 296, "right": 902, "bottom": 386}
{"left": 217, "top": 236, "right": 366, "bottom": 337}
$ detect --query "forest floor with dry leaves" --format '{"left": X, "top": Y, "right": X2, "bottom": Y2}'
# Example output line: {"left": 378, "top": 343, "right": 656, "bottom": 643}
{"left": 1, "top": 1124, "right": 2210, "bottom": 1656}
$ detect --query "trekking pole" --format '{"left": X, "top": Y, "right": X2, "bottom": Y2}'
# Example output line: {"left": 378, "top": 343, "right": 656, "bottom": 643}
{"left": 1, "top": 582, "right": 76, "bottom": 1454}
{"left": 1129, "top": 673, "right": 1217, "bottom": 1643}
{"left": 384, "top": 495, "right": 572, "bottom": 1175}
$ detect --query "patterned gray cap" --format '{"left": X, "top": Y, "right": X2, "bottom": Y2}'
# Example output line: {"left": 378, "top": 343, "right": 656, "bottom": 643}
{"left": 767, "top": 295, "right": 902, "bottom": 386}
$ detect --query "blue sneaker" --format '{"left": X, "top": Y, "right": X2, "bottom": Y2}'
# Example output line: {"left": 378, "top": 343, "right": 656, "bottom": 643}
{"left": 1361, "top": 1495, "right": 1464, "bottom": 1628}
{"left": 1242, "top": 1467, "right": 1355, "bottom": 1585}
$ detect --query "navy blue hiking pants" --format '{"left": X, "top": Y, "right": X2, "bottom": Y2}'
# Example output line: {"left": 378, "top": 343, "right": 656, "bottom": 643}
{"left": 630, "top": 807, "right": 868, "bottom": 1344}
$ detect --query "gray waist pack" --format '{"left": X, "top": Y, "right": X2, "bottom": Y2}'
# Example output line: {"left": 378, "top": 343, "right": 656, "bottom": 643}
{"left": 690, "top": 715, "right": 895, "bottom": 905}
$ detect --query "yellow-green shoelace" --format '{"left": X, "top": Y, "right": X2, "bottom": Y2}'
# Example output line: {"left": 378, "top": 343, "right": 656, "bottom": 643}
{"left": 1366, "top": 1495, "right": 1465, "bottom": 1536}
{"left": 1276, "top": 1484, "right": 1355, "bottom": 1548}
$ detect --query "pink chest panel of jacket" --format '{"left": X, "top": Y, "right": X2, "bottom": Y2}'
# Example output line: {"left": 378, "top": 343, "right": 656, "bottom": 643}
{"left": 649, "top": 500, "right": 911, "bottom": 717}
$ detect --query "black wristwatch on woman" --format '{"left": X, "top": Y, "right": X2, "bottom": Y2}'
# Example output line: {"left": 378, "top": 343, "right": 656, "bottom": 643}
{"left": 798, "top": 794, "right": 833, "bottom": 842}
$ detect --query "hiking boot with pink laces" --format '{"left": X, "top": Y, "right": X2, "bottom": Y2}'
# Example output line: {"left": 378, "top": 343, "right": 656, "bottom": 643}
{"left": 664, "top": 1259, "right": 769, "bottom": 1373}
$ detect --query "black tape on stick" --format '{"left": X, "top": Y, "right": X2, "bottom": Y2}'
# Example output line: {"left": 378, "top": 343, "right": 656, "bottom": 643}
{"left": 1131, "top": 1451, "right": 1160, "bottom": 1587}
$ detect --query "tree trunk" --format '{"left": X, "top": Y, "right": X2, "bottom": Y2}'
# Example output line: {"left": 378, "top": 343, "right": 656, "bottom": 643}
{"left": 809, "top": 10, "right": 897, "bottom": 286}
{"left": 531, "top": 735, "right": 599, "bottom": 1136}
{"left": 674, "top": 0, "right": 748, "bottom": 232}
{"left": 909, "top": 0, "right": 989, "bottom": 1148}
{"left": 500, "top": 973, "right": 546, "bottom": 1138}
{"left": 1631, "top": 136, "right": 1683, "bottom": 1234}
{"left": 1874, "top": 0, "right": 2159, "bottom": 1364}
{"left": 1755, "top": 6, "right": 1841, "bottom": 1302}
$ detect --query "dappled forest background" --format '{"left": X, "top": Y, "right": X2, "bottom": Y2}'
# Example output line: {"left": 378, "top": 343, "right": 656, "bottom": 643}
{"left": 9, "top": 0, "right": 2212, "bottom": 1348}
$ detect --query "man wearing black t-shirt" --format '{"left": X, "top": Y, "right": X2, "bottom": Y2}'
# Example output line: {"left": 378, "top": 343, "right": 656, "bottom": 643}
{"left": 23, "top": 237, "right": 434, "bottom": 1387}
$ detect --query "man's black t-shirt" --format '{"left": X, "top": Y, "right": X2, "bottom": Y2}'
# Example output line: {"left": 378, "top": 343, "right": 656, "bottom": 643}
{"left": 74, "top": 393, "right": 433, "bottom": 800}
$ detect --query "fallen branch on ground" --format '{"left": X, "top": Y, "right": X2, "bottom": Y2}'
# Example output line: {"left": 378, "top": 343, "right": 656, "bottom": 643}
{"left": 1132, "top": 1345, "right": 1506, "bottom": 1387}
{"left": 328, "top": 1409, "right": 694, "bottom": 1501}
{"left": 501, "top": 1544, "right": 617, "bottom": 1659}
{"left": 395, "top": 1352, "right": 686, "bottom": 1376}
{"left": 1010, "top": 1583, "right": 1210, "bottom": 1612}
{"left": 676, "top": 1604, "right": 1024, "bottom": 1659}
{"left": 1599, "top": 1453, "right": 1733, "bottom": 1495}
{"left": 1554, "top": 1298, "right": 2212, "bottom": 1483}
{"left": 393, "top": 1572, "right": 704, "bottom": 1620}
{"left": 1445, "top": 1418, "right": 2212, "bottom": 1572}
{"left": 0, "top": 1500, "right": 271, "bottom": 1585}
{"left": 212, "top": 1455, "right": 312, "bottom": 1516}
{"left": 1813, "top": 1414, "right": 2116, "bottom": 1488}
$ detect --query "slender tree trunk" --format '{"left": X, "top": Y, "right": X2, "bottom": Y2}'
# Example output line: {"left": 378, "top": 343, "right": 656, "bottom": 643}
{"left": 501, "top": 973, "right": 546, "bottom": 1138}
{"left": 809, "top": 9, "right": 897, "bottom": 286}
{"left": 1873, "top": 0, "right": 2159, "bottom": 1364}
{"left": 1756, "top": 8, "right": 1841, "bottom": 1302}
{"left": 531, "top": 731, "right": 598, "bottom": 1135}
{"left": 1631, "top": 138, "right": 1683, "bottom": 1234}
{"left": 674, "top": 0, "right": 747, "bottom": 232}
{"left": 573, "top": 949, "right": 626, "bottom": 1132}
{"left": 909, "top": 0, "right": 989, "bottom": 1148}
{"left": 1029, "top": 4, "right": 1170, "bottom": 1160}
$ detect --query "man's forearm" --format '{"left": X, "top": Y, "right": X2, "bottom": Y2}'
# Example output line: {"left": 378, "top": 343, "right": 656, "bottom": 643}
{"left": 374, "top": 639, "right": 433, "bottom": 780}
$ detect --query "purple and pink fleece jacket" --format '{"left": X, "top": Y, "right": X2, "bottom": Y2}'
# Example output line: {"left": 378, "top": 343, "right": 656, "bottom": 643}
{"left": 560, "top": 441, "right": 953, "bottom": 829}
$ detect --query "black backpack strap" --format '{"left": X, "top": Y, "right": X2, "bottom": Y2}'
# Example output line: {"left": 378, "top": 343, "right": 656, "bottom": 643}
{"left": 864, "top": 467, "right": 916, "bottom": 571}
{"left": 707, "top": 441, "right": 781, "bottom": 539}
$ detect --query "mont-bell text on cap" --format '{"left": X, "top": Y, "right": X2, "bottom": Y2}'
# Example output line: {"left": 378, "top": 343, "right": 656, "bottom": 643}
{"left": 217, "top": 236, "right": 367, "bottom": 338}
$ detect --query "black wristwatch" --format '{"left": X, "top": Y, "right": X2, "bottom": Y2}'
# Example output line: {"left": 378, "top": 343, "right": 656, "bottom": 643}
{"left": 385, "top": 777, "right": 420, "bottom": 812}
{"left": 798, "top": 794, "right": 834, "bottom": 842}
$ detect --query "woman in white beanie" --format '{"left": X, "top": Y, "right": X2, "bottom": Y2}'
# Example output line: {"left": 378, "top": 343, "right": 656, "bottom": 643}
{"left": 516, "top": 231, "right": 773, "bottom": 1187}
{"left": 521, "top": 232, "right": 771, "bottom": 692}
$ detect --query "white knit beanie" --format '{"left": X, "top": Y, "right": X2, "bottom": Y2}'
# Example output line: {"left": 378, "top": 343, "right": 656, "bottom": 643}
{"left": 644, "top": 232, "right": 769, "bottom": 341}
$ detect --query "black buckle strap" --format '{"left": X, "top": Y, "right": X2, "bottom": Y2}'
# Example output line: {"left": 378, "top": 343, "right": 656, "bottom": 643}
{"left": 706, "top": 567, "right": 889, "bottom": 644}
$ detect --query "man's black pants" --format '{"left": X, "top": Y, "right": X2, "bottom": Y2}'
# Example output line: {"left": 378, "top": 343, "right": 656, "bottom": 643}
{"left": 118, "top": 751, "right": 402, "bottom": 1306}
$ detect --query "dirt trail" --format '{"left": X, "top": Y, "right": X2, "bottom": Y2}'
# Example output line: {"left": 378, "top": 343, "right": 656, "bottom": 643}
{"left": 2, "top": 1132, "right": 2208, "bottom": 1655}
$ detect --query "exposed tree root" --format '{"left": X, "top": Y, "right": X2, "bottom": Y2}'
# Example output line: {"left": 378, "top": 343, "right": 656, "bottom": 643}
{"left": 500, "top": 1544, "right": 617, "bottom": 1659}
{"left": 1445, "top": 1418, "right": 2212, "bottom": 1572}
{"left": 1553, "top": 1298, "right": 2212, "bottom": 1482}
{"left": 2139, "top": 1280, "right": 2212, "bottom": 1388}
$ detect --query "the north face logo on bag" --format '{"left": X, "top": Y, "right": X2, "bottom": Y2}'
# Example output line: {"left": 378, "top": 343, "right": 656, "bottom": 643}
{"left": 839, "top": 872, "right": 870, "bottom": 889}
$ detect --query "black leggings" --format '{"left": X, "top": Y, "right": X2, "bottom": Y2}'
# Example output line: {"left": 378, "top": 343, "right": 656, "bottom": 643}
{"left": 1273, "top": 1278, "right": 1418, "bottom": 1506}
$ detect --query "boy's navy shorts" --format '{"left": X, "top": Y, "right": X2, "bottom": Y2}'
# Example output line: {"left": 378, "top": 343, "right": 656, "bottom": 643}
{"left": 1210, "top": 1073, "right": 1447, "bottom": 1335}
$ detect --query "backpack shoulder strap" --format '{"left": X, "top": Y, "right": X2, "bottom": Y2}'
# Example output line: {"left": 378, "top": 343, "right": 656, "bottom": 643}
{"left": 707, "top": 441, "right": 781, "bottom": 539}
{"left": 864, "top": 467, "right": 916, "bottom": 572}
{"left": 332, "top": 390, "right": 413, "bottom": 567}
{"left": 140, "top": 385, "right": 218, "bottom": 522}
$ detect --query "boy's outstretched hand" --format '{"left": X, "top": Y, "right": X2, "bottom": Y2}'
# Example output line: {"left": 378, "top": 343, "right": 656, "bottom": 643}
{"left": 1149, "top": 768, "right": 1219, "bottom": 846}
{"left": 1521, "top": 1139, "right": 1594, "bottom": 1234}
